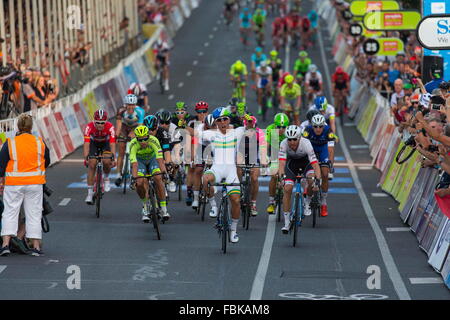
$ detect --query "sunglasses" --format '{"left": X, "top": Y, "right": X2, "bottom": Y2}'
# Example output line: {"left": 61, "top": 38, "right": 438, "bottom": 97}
{"left": 176, "top": 111, "right": 185, "bottom": 115}
{"left": 196, "top": 110, "right": 208, "bottom": 114}
{"left": 277, "top": 126, "right": 286, "bottom": 129}
{"left": 288, "top": 138, "right": 298, "bottom": 142}
{"left": 137, "top": 137, "right": 149, "bottom": 142}
{"left": 159, "top": 120, "right": 171, "bottom": 125}
{"left": 95, "top": 121, "right": 106, "bottom": 125}
{"left": 313, "top": 125, "right": 324, "bottom": 129}
{"left": 216, "top": 117, "right": 229, "bottom": 123}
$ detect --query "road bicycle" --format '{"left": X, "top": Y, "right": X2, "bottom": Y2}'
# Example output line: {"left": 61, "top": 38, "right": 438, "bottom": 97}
{"left": 232, "top": 77, "right": 246, "bottom": 102}
{"left": 237, "top": 164, "right": 261, "bottom": 230}
{"left": 118, "top": 137, "right": 132, "bottom": 194}
{"left": 240, "top": 27, "right": 252, "bottom": 47}
{"left": 135, "top": 172, "right": 166, "bottom": 240}
{"left": 88, "top": 151, "right": 114, "bottom": 218}
{"left": 274, "top": 174, "right": 284, "bottom": 223}
{"left": 310, "top": 181, "right": 322, "bottom": 228}
{"left": 213, "top": 181, "right": 241, "bottom": 254}
{"left": 258, "top": 81, "right": 271, "bottom": 122}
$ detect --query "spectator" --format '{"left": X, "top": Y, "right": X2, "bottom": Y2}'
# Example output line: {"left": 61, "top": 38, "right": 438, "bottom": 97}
{"left": 0, "top": 114, "right": 50, "bottom": 257}
{"left": 376, "top": 71, "right": 392, "bottom": 99}
{"left": 32, "top": 76, "right": 51, "bottom": 108}
{"left": 425, "top": 65, "right": 445, "bottom": 93}
{"left": 388, "top": 62, "right": 401, "bottom": 86}
{"left": 390, "top": 79, "right": 405, "bottom": 108}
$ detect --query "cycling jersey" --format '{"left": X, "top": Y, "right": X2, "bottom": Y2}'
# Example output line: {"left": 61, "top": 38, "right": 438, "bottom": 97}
{"left": 308, "top": 11, "right": 318, "bottom": 28}
{"left": 269, "top": 59, "right": 283, "bottom": 82}
{"left": 128, "top": 83, "right": 148, "bottom": 107}
{"left": 265, "top": 123, "right": 286, "bottom": 158}
{"left": 116, "top": 106, "right": 145, "bottom": 128}
{"left": 171, "top": 113, "right": 195, "bottom": 127}
{"left": 305, "top": 72, "right": 323, "bottom": 91}
{"left": 84, "top": 122, "right": 116, "bottom": 144}
{"left": 302, "top": 125, "right": 335, "bottom": 163}
{"left": 279, "top": 138, "right": 317, "bottom": 164}
{"left": 308, "top": 104, "right": 336, "bottom": 121}
{"left": 155, "top": 127, "right": 171, "bottom": 153}
{"left": 280, "top": 83, "right": 301, "bottom": 99}
{"left": 332, "top": 72, "right": 350, "bottom": 90}
{"left": 251, "top": 53, "right": 267, "bottom": 68}
{"left": 253, "top": 12, "right": 267, "bottom": 26}
{"left": 129, "top": 135, "right": 163, "bottom": 163}
{"left": 256, "top": 66, "right": 273, "bottom": 88}
{"left": 230, "top": 113, "right": 243, "bottom": 128}
{"left": 240, "top": 13, "right": 252, "bottom": 28}
{"left": 230, "top": 62, "right": 249, "bottom": 77}
{"left": 301, "top": 17, "right": 311, "bottom": 31}
{"left": 294, "top": 58, "right": 312, "bottom": 75}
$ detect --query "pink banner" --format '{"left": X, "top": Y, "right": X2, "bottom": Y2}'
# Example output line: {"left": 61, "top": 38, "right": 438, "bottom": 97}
{"left": 43, "top": 116, "right": 63, "bottom": 161}
{"left": 54, "top": 112, "right": 75, "bottom": 153}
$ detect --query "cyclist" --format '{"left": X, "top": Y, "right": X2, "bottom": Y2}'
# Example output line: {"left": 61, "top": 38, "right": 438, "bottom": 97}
{"left": 130, "top": 126, "right": 170, "bottom": 222}
{"left": 195, "top": 107, "right": 248, "bottom": 243}
{"left": 114, "top": 94, "right": 145, "bottom": 187}
{"left": 237, "top": 115, "right": 268, "bottom": 216}
{"left": 302, "top": 114, "right": 336, "bottom": 217}
{"left": 154, "top": 38, "right": 171, "bottom": 92}
{"left": 251, "top": 47, "right": 267, "bottom": 83}
{"left": 304, "top": 64, "right": 323, "bottom": 105}
{"left": 224, "top": 0, "right": 237, "bottom": 25}
{"left": 227, "top": 98, "right": 244, "bottom": 128}
{"left": 280, "top": 74, "right": 302, "bottom": 125}
{"left": 272, "top": 17, "right": 287, "bottom": 51}
{"left": 265, "top": 113, "right": 289, "bottom": 214}
{"left": 278, "top": 125, "right": 321, "bottom": 234}
{"left": 256, "top": 60, "right": 273, "bottom": 115}
{"left": 239, "top": 7, "right": 253, "bottom": 45}
{"left": 268, "top": 50, "right": 283, "bottom": 109}
{"left": 308, "top": 9, "right": 319, "bottom": 44}
{"left": 300, "top": 15, "right": 312, "bottom": 48}
{"left": 293, "top": 51, "right": 311, "bottom": 85}
{"left": 191, "top": 101, "right": 210, "bottom": 210}
{"left": 332, "top": 66, "right": 351, "bottom": 116}
{"left": 83, "top": 109, "right": 116, "bottom": 204}
{"left": 230, "top": 60, "right": 249, "bottom": 104}
{"left": 128, "top": 83, "right": 149, "bottom": 114}
{"left": 310, "top": 96, "right": 337, "bottom": 179}
{"left": 252, "top": 8, "right": 267, "bottom": 46}
{"left": 286, "top": 9, "right": 302, "bottom": 47}
{"left": 300, "top": 108, "right": 320, "bottom": 133}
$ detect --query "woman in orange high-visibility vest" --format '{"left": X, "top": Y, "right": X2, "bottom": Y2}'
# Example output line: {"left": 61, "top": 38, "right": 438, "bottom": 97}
{"left": 0, "top": 114, "right": 50, "bottom": 257}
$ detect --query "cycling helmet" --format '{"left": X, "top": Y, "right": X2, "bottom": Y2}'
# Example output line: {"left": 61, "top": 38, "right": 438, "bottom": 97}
{"left": 206, "top": 114, "right": 215, "bottom": 127}
{"left": 311, "top": 114, "right": 326, "bottom": 127}
{"left": 243, "top": 7, "right": 249, "bottom": 13}
{"left": 158, "top": 110, "right": 172, "bottom": 122}
{"left": 299, "top": 51, "right": 308, "bottom": 58}
{"left": 94, "top": 109, "right": 108, "bottom": 121}
{"left": 195, "top": 101, "right": 209, "bottom": 111}
{"left": 308, "top": 64, "right": 318, "bottom": 73}
{"left": 260, "top": 60, "right": 268, "bottom": 68}
{"left": 270, "top": 50, "right": 278, "bottom": 58}
{"left": 134, "top": 125, "right": 149, "bottom": 139}
{"left": 130, "top": 83, "right": 142, "bottom": 96}
{"left": 420, "top": 93, "right": 431, "bottom": 107}
{"left": 255, "top": 46, "right": 263, "bottom": 53}
{"left": 234, "top": 60, "right": 244, "bottom": 72}
{"left": 243, "top": 115, "right": 257, "bottom": 128}
{"left": 285, "top": 125, "right": 302, "bottom": 139}
{"left": 212, "top": 107, "right": 231, "bottom": 119}
{"left": 176, "top": 101, "right": 187, "bottom": 110}
{"left": 143, "top": 115, "right": 158, "bottom": 131}
{"left": 314, "top": 96, "right": 328, "bottom": 111}
{"left": 285, "top": 75, "right": 294, "bottom": 84}
{"left": 274, "top": 113, "right": 289, "bottom": 127}
{"left": 335, "top": 66, "right": 344, "bottom": 74}
{"left": 229, "top": 97, "right": 239, "bottom": 107}
{"left": 124, "top": 94, "right": 138, "bottom": 105}
{"left": 306, "top": 109, "right": 320, "bottom": 122}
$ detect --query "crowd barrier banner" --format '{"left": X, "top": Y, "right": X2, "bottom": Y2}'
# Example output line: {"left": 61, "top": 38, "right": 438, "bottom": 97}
{"left": 442, "top": 254, "right": 450, "bottom": 288}
{"left": 410, "top": 171, "right": 439, "bottom": 234}
{"left": 179, "top": 0, "right": 191, "bottom": 18}
{"left": 60, "top": 104, "right": 84, "bottom": 149}
{"left": 400, "top": 168, "right": 428, "bottom": 222}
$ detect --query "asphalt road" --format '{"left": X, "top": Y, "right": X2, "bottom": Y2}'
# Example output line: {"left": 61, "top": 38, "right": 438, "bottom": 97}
{"left": 0, "top": 0, "right": 449, "bottom": 300}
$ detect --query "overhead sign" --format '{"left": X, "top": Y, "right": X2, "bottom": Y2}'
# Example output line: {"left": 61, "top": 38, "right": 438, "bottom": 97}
{"left": 377, "top": 38, "right": 405, "bottom": 55}
{"left": 363, "top": 26, "right": 384, "bottom": 38}
{"left": 364, "top": 10, "right": 422, "bottom": 30}
{"left": 363, "top": 38, "right": 380, "bottom": 55}
{"left": 417, "top": 14, "right": 450, "bottom": 49}
{"left": 350, "top": 0, "right": 400, "bottom": 16}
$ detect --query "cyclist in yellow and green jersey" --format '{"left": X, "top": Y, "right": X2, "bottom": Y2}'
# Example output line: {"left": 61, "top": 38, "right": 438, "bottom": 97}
{"left": 130, "top": 126, "right": 170, "bottom": 222}
{"left": 230, "top": 60, "right": 248, "bottom": 104}
{"left": 280, "top": 75, "right": 302, "bottom": 125}
{"left": 293, "top": 50, "right": 312, "bottom": 83}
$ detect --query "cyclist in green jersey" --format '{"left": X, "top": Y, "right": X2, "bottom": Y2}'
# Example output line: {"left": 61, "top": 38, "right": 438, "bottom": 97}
{"left": 293, "top": 50, "right": 312, "bottom": 84}
{"left": 265, "top": 113, "right": 289, "bottom": 214}
{"left": 230, "top": 60, "right": 248, "bottom": 104}
{"left": 131, "top": 126, "right": 170, "bottom": 222}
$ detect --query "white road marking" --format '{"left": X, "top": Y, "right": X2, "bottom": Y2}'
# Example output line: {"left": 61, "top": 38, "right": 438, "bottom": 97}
{"left": 204, "top": 42, "right": 209, "bottom": 47}
{"left": 168, "top": 94, "right": 174, "bottom": 100}
{"left": 344, "top": 123, "right": 356, "bottom": 127}
{"left": 409, "top": 277, "right": 443, "bottom": 284}
{"left": 209, "top": 34, "right": 214, "bottom": 39}
{"left": 193, "top": 60, "right": 198, "bottom": 66}
{"left": 386, "top": 227, "right": 410, "bottom": 232}
{"left": 250, "top": 215, "right": 276, "bottom": 300}
{"left": 371, "top": 193, "right": 388, "bottom": 198}
{"left": 198, "top": 51, "right": 204, "bottom": 56}
{"left": 47, "top": 282, "right": 58, "bottom": 289}
{"left": 334, "top": 162, "right": 373, "bottom": 167}
{"left": 213, "top": 27, "right": 218, "bottom": 31}
{"left": 358, "top": 166, "right": 373, "bottom": 170}
{"left": 60, "top": 159, "right": 84, "bottom": 163}
{"left": 0, "top": 266, "right": 7, "bottom": 275}
{"left": 350, "top": 145, "right": 369, "bottom": 150}
{"left": 58, "top": 198, "right": 71, "bottom": 206}
{"left": 186, "top": 71, "right": 192, "bottom": 77}
{"left": 178, "top": 82, "right": 184, "bottom": 88}
{"left": 318, "top": 20, "right": 411, "bottom": 300}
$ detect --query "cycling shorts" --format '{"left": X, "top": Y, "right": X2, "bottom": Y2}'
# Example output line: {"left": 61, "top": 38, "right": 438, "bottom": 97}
{"left": 314, "top": 145, "right": 329, "bottom": 163}
{"left": 89, "top": 141, "right": 111, "bottom": 157}
{"left": 205, "top": 164, "right": 241, "bottom": 195}
{"left": 137, "top": 157, "right": 161, "bottom": 177}
{"left": 119, "top": 125, "right": 136, "bottom": 141}
{"left": 334, "top": 81, "right": 347, "bottom": 90}
{"left": 284, "top": 157, "right": 314, "bottom": 185}
{"left": 258, "top": 78, "right": 270, "bottom": 89}
{"left": 283, "top": 98, "right": 301, "bottom": 116}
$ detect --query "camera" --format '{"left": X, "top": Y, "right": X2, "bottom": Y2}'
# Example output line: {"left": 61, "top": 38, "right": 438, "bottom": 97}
{"left": 42, "top": 184, "right": 54, "bottom": 216}
{"left": 43, "top": 184, "right": 53, "bottom": 197}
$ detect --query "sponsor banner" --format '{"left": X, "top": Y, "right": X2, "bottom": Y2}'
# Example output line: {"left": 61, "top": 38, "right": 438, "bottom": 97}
{"left": 103, "top": 78, "right": 123, "bottom": 112}
{"left": 82, "top": 92, "right": 99, "bottom": 120}
{"left": 33, "top": 116, "right": 57, "bottom": 164}
{"left": 381, "top": 143, "right": 404, "bottom": 194}
{"left": 61, "top": 104, "right": 84, "bottom": 148}
{"left": 366, "top": 101, "right": 385, "bottom": 145}
{"left": 73, "top": 102, "right": 89, "bottom": 131}
{"left": 350, "top": 0, "right": 400, "bottom": 16}
{"left": 123, "top": 64, "right": 139, "bottom": 86}
{"left": 400, "top": 168, "right": 429, "bottom": 222}
{"left": 332, "top": 33, "right": 344, "bottom": 56}
{"left": 380, "top": 130, "right": 400, "bottom": 173}
{"left": 411, "top": 170, "right": 439, "bottom": 233}
{"left": 42, "top": 115, "right": 63, "bottom": 161}
{"left": 171, "top": 5, "right": 184, "bottom": 30}
{"left": 180, "top": 0, "right": 191, "bottom": 18}
{"left": 132, "top": 58, "right": 152, "bottom": 86}
{"left": 416, "top": 198, "right": 439, "bottom": 246}
{"left": 441, "top": 249, "right": 450, "bottom": 288}
{"left": 144, "top": 48, "right": 157, "bottom": 77}
{"left": 93, "top": 85, "right": 112, "bottom": 117}
{"left": 364, "top": 10, "right": 422, "bottom": 31}
{"left": 435, "top": 193, "right": 450, "bottom": 219}
{"left": 142, "top": 23, "right": 160, "bottom": 40}
{"left": 397, "top": 153, "right": 422, "bottom": 208}
{"left": 358, "top": 96, "right": 378, "bottom": 139}
{"left": 426, "top": 216, "right": 449, "bottom": 264}
{"left": 375, "top": 123, "right": 395, "bottom": 170}
{"left": 417, "top": 15, "right": 450, "bottom": 50}
{"left": 115, "top": 72, "right": 130, "bottom": 96}
{"left": 53, "top": 111, "right": 75, "bottom": 154}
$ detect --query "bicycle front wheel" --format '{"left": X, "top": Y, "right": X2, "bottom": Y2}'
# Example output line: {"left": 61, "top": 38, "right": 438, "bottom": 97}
{"left": 293, "top": 193, "right": 300, "bottom": 247}
{"left": 122, "top": 154, "right": 129, "bottom": 194}
{"left": 149, "top": 188, "right": 161, "bottom": 240}
{"left": 221, "top": 198, "right": 229, "bottom": 254}
{"left": 95, "top": 171, "right": 102, "bottom": 218}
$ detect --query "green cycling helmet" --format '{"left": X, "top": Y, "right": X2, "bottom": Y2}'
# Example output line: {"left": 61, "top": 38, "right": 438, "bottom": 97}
{"left": 274, "top": 113, "right": 289, "bottom": 127}
{"left": 176, "top": 101, "right": 186, "bottom": 110}
{"left": 299, "top": 51, "right": 308, "bottom": 58}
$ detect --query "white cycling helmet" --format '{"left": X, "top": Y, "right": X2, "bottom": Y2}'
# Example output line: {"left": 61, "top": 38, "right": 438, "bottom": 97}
{"left": 206, "top": 114, "right": 215, "bottom": 127}
{"left": 309, "top": 64, "right": 318, "bottom": 73}
{"left": 260, "top": 60, "right": 268, "bottom": 68}
{"left": 311, "top": 114, "right": 326, "bottom": 127}
{"left": 124, "top": 94, "right": 138, "bottom": 105}
{"left": 285, "top": 125, "right": 302, "bottom": 139}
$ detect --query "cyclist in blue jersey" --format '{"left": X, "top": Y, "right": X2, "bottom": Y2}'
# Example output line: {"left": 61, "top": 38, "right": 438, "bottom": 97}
{"left": 251, "top": 46, "right": 267, "bottom": 84}
{"left": 115, "top": 94, "right": 146, "bottom": 187}
{"left": 301, "top": 114, "right": 337, "bottom": 217}
{"left": 240, "top": 7, "right": 252, "bottom": 46}
{"left": 308, "top": 10, "right": 318, "bottom": 46}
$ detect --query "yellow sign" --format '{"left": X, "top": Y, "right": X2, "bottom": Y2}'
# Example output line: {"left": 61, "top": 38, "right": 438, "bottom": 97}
{"left": 364, "top": 10, "right": 421, "bottom": 30}
{"left": 0, "top": 132, "right": 6, "bottom": 145}
{"left": 362, "top": 25, "right": 384, "bottom": 37}
{"left": 350, "top": 0, "right": 400, "bottom": 16}
{"left": 377, "top": 38, "right": 404, "bottom": 55}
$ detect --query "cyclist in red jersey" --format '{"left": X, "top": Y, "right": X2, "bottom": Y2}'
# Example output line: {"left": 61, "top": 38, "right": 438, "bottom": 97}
{"left": 272, "top": 17, "right": 287, "bottom": 51}
{"left": 286, "top": 10, "right": 301, "bottom": 46}
{"left": 331, "top": 67, "right": 351, "bottom": 116}
{"left": 83, "top": 109, "right": 117, "bottom": 204}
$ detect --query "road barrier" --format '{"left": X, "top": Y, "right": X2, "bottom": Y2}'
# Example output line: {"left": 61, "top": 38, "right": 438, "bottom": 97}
{"left": 319, "top": 0, "right": 450, "bottom": 289}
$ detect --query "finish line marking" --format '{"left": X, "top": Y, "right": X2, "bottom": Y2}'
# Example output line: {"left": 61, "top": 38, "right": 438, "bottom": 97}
{"left": 0, "top": 266, "right": 6, "bottom": 275}
{"left": 386, "top": 227, "right": 410, "bottom": 232}
{"left": 409, "top": 278, "right": 443, "bottom": 285}
{"left": 371, "top": 193, "right": 388, "bottom": 198}
{"left": 350, "top": 145, "right": 369, "bottom": 150}
{"left": 58, "top": 198, "right": 71, "bottom": 206}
